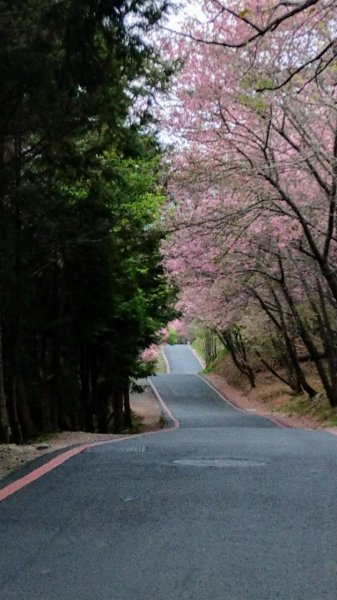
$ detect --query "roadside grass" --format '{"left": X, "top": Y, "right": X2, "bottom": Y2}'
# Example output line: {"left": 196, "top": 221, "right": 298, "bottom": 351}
{"left": 156, "top": 349, "right": 167, "bottom": 374}
{"left": 282, "top": 395, "right": 337, "bottom": 426}
{"left": 191, "top": 337, "right": 205, "bottom": 362}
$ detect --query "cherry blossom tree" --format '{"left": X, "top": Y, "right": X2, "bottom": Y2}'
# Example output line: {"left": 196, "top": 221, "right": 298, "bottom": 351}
{"left": 163, "top": 0, "right": 337, "bottom": 90}
{"left": 159, "top": 1, "right": 337, "bottom": 404}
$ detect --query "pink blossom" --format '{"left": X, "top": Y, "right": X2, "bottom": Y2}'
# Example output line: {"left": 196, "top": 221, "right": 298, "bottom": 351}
{"left": 141, "top": 345, "right": 159, "bottom": 363}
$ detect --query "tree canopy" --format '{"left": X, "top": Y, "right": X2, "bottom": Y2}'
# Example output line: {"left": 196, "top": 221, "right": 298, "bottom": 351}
{"left": 159, "top": 0, "right": 337, "bottom": 407}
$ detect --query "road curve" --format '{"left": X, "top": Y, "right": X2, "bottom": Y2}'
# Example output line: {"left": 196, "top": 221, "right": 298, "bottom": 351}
{"left": 0, "top": 344, "right": 337, "bottom": 599}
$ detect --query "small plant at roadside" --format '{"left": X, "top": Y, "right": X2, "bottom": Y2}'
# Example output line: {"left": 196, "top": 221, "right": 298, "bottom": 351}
{"left": 167, "top": 328, "right": 178, "bottom": 345}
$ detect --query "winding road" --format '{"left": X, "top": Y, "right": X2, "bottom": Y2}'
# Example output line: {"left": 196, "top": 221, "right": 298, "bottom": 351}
{"left": 1, "top": 344, "right": 337, "bottom": 599}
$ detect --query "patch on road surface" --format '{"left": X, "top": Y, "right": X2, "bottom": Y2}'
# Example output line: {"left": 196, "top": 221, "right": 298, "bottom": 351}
{"left": 173, "top": 458, "right": 266, "bottom": 467}
{"left": 105, "top": 445, "right": 148, "bottom": 453}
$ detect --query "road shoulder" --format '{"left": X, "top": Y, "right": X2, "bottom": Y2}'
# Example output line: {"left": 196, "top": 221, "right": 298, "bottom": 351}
{"left": 0, "top": 384, "right": 162, "bottom": 482}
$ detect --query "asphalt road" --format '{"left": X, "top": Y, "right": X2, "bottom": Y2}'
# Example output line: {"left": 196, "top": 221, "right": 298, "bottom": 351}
{"left": 162, "top": 343, "right": 203, "bottom": 373}
{"left": 1, "top": 344, "right": 337, "bottom": 599}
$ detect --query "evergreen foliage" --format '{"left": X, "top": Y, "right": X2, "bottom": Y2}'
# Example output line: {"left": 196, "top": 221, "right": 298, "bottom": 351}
{"left": 0, "top": 0, "right": 175, "bottom": 441}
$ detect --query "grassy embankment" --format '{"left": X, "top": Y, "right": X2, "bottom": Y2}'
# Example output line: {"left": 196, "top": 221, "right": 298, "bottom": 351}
{"left": 155, "top": 348, "right": 167, "bottom": 374}
{"left": 194, "top": 337, "right": 337, "bottom": 428}
{"left": 191, "top": 338, "right": 205, "bottom": 364}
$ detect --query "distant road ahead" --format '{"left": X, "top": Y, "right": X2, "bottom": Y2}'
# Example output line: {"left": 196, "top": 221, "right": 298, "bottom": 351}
{"left": 163, "top": 343, "right": 203, "bottom": 373}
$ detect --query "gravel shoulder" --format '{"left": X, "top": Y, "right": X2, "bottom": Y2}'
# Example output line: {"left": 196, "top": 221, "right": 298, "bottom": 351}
{"left": 0, "top": 384, "right": 162, "bottom": 481}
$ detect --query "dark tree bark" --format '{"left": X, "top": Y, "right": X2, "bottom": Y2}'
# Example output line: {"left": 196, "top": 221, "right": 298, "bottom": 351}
{"left": 40, "top": 336, "right": 59, "bottom": 432}
{"left": 220, "top": 326, "right": 256, "bottom": 388}
{"left": 0, "top": 321, "right": 11, "bottom": 442}
{"left": 250, "top": 282, "right": 317, "bottom": 397}
{"left": 280, "top": 271, "right": 337, "bottom": 407}
{"left": 123, "top": 379, "right": 132, "bottom": 429}
{"left": 17, "top": 376, "right": 36, "bottom": 440}
{"left": 7, "top": 337, "right": 24, "bottom": 444}
{"left": 112, "top": 388, "right": 124, "bottom": 432}
{"left": 203, "top": 329, "right": 218, "bottom": 368}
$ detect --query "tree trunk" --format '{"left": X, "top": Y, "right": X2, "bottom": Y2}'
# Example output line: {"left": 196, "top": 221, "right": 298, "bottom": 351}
{"left": 8, "top": 339, "right": 24, "bottom": 444}
{"left": 0, "top": 321, "right": 11, "bottom": 442}
{"left": 80, "top": 344, "right": 93, "bottom": 431}
{"left": 221, "top": 327, "right": 256, "bottom": 388}
{"left": 281, "top": 277, "right": 337, "bottom": 407}
{"left": 270, "top": 286, "right": 317, "bottom": 398}
{"left": 123, "top": 379, "right": 132, "bottom": 429}
{"left": 203, "top": 329, "right": 218, "bottom": 368}
{"left": 40, "top": 336, "right": 59, "bottom": 432}
{"left": 317, "top": 279, "right": 337, "bottom": 402}
{"left": 18, "top": 376, "right": 36, "bottom": 440}
{"left": 112, "top": 388, "right": 123, "bottom": 432}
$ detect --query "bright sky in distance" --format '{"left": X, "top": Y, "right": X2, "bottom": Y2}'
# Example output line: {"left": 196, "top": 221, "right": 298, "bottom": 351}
{"left": 163, "top": 0, "right": 205, "bottom": 32}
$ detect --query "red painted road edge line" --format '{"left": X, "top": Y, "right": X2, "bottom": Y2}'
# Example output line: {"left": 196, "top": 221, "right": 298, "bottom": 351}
{"left": 0, "top": 379, "right": 179, "bottom": 503}
{"left": 0, "top": 444, "right": 92, "bottom": 502}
